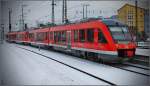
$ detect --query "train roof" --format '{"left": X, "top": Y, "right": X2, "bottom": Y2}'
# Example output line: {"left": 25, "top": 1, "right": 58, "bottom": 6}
{"left": 7, "top": 18, "right": 127, "bottom": 33}
{"left": 101, "top": 19, "right": 127, "bottom": 26}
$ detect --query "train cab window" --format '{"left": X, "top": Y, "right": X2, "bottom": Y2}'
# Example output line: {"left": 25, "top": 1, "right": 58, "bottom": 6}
{"left": 87, "top": 29, "right": 94, "bottom": 42}
{"left": 79, "top": 29, "right": 85, "bottom": 42}
{"left": 98, "top": 30, "right": 107, "bottom": 43}
{"left": 74, "top": 30, "right": 78, "bottom": 42}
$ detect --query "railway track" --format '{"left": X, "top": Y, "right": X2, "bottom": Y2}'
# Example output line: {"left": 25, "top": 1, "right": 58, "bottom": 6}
{"left": 123, "top": 62, "right": 149, "bottom": 70}
{"left": 107, "top": 63, "right": 150, "bottom": 77}
{"left": 129, "top": 55, "right": 149, "bottom": 67}
{"left": 17, "top": 46, "right": 116, "bottom": 85}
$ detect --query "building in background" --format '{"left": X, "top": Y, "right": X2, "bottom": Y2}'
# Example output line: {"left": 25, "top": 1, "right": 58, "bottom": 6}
{"left": 118, "top": 4, "right": 145, "bottom": 40}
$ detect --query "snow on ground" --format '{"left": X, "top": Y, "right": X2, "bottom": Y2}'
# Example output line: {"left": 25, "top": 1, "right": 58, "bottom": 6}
{"left": 0, "top": 43, "right": 108, "bottom": 85}
{"left": 8, "top": 43, "right": 149, "bottom": 85}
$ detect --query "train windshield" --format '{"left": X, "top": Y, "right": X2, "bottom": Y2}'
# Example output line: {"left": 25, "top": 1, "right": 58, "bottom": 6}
{"left": 109, "top": 27, "right": 132, "bottom": 42}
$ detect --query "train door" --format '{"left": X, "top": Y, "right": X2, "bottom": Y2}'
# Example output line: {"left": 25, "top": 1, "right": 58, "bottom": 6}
{"left": 67, "top": 31, "right": 71, "bottom": 49}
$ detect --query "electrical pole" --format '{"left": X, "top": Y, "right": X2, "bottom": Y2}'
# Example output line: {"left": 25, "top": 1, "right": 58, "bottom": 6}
{"left": 85, "top": 4, "right": 90, "bottom": 19}
{"left": 52, "top": 0, "right": 56, "bottom": 25}
{"left": 21, "top": 5, "right": 24, "bottom": 30}
{"left": 64, "top": 0, "right": 68, "bottom": 23}
{"left": 83, "top": 5, "right": 85, "bottom": 19}
{"left": 8, "top": 8, "right": 12, "bottom": 32}
{"left": 62, "top": 0, "right": 65, "bottom": 23}
{"left": 135, "top": 0, "right": 138, "bottom": 41}
{"left": 62, "top": 0, "right": 68, "bottom": 23}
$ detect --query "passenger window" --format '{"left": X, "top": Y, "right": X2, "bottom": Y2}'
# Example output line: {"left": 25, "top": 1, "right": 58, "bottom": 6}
{"left": 45, "top": 32, "right": 48, "bottom": 39}
{"left": 87, "top": 29, "right": 94, "bottom": 42}
{"left": 98, "top": 30, "right": 107, "bottom": 43}
{"left": 54, "top": 32, "right": 57, "bottom": 42}
{"left": 29, "top": 33, "right": 34, "bottom": 39}
{"left": 58, "top": 32, "right": 61, "bottom": 42}
{"left": 74, "top": 30, "right": 78, "bottom": 42}
{"left": 54, "top": 31, "right": 61, "bottom": 43}
{"left": 79, "top": 29, "right": 85, "bottom": 42}
{"left": 50, "top": 32, "right": 53, "bottom": 40}
{"left": 36, "top": 32, "right": 44, "bottom": 41}
{"left": 61, "top": 31, "right": 66, "bottom": 42}
{"left": 19, "top": 34, "right": 22, "bottom": 40}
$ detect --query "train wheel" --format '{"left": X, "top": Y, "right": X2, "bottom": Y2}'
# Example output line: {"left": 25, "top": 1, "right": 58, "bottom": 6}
{"left": 83, "top": 52, "right": 88, "bottom": 59}
{"left": 85, "top": 52, "right": 98, "bottom": 62}
{"left": 97, "top": 55, "right": 104, "bottom": 64}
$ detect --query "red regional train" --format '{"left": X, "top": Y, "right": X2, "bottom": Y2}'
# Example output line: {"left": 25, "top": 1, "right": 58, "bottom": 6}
{"left": 6, "top": 19, "right": 136, "bottom": 62}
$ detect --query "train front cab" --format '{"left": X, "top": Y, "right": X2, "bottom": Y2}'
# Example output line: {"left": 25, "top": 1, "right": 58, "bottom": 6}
{"left": 101, "top": 19, "right": 136, "bottom": 62}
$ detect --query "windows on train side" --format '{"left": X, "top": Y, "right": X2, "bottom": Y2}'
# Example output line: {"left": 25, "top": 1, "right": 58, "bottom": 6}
{"left": 36, "top": 32, "right": 45, "bottom": 41}
{"left": 54, "top": 31, "right": 57, "bottom": 42}
{"left": 45, "top": 32, "right": 48, "bottom": 40}
{"left": 61, "top": 31, "right": 66, "bottom": 42}
{"left": 87, "top": 29, "right": 94, "bottom": 42}
{"left": 50, "top": 32, "right": 53, "bottom": 40}
{"left": 54, "top": 31, "right": 66, "bottom": 43}
{"left": 58, "top": 32, "right": 61, "bottom": 42}
{"left": 74, "top": 29, "right": 94, "bottom": 43}
{"left": 29, "top": 33, "right": 34, "bottom": 39}
{"left": 10, "top": 34, "right": 16, "bottom": 40}
{"left": 79, "top": 29, "right": 85, "bottom": 42}
{"left": 74, "top": 30, "right": 78, "bottom": 42}
{"left": 17, "top": 34, "right": 23, "bottom": 40}
{"left": 98, "top": 30, "right": 107, "bottom": 43}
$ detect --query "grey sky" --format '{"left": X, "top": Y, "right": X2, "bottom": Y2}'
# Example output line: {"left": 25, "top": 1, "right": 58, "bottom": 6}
{"left": 1, "top": 0, "right": 149, "bottom": 32}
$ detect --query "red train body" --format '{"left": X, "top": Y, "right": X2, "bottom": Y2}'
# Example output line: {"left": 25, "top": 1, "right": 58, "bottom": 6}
{"left": 6, "top": 19, "right": 136, "bottom": 62}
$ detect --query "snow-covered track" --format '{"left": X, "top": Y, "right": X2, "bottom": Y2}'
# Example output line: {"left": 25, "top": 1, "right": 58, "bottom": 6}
{"left": 107, "top": 63, "right": 149, "bottom": 77}
{"left": 123, "top": 63, "right": 149, "bottom": 70}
